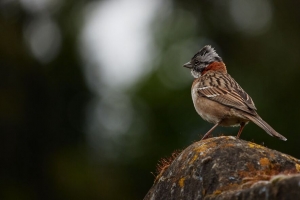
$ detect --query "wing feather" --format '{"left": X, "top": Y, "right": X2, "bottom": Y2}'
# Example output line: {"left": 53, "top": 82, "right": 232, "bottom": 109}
{"left": 197, "top": 73, "right": 257, "bottom": 115}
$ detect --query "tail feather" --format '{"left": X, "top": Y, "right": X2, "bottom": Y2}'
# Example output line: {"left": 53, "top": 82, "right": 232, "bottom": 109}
{"left": 245, "top": 114, "right": 287, "bottom": 141}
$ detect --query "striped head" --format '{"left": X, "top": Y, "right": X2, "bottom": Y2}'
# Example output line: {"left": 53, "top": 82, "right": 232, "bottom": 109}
{"left": 183, "top": 45, "right": 224, "bottom": 78}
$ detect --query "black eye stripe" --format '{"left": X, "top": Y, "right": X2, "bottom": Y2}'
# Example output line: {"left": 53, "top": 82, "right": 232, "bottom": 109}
{"left": 198, "top": 61, "right": 209, "bottom": 65}
{"left": 193, "top": 61, "right": 210, "bottom": 66}
{"left": 194, "top": 60, "right": 209, "bottom": 64}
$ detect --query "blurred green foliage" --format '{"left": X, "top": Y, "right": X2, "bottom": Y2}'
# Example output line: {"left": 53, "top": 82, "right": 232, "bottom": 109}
{"left": 1, "top": 0, "right": 300, "bottom": 199}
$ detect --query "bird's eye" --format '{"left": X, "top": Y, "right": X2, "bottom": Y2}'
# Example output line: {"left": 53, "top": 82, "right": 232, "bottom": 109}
{"left": 194, "top": 60, "right": 199, "bottom": 65}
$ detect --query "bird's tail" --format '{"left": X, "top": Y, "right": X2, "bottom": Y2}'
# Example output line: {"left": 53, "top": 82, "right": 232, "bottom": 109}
{"left": 244, "top": 114, "right": 287, "bottom": 141}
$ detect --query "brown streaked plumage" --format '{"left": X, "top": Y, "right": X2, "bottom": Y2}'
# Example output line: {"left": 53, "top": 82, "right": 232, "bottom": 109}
{"left": 184, "top": 45, "right": 287, "bottom": 141}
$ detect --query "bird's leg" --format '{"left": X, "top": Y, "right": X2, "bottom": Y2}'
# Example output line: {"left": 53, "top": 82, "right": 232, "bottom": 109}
{"left": 201, "top": 123, "right": 219, "bottom": 140}
{"left": 236, "top": 122, "right": 246, "bottom": 138}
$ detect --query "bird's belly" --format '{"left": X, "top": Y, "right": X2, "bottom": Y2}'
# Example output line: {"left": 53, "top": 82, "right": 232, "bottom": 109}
{"left": 193, "top": 95, "right": 248, "bottom": 127}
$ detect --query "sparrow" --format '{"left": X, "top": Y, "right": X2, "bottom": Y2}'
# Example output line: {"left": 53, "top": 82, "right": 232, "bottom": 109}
{"left": 183, "top": 45, "right": 287, "bottom": 141}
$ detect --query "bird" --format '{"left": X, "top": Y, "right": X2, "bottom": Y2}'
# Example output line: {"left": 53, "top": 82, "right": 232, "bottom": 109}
{"left": 183, "top": 45, "right": 287, "bottom": 141}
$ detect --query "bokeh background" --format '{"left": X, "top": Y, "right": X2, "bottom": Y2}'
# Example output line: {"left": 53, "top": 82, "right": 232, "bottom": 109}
{"left": 1, "top": 0, "right": 300, "bottom": 199}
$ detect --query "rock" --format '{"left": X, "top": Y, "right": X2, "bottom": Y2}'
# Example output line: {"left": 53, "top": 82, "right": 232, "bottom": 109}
{"left": 144, "top": 136, "right": 300, "bottom": 200}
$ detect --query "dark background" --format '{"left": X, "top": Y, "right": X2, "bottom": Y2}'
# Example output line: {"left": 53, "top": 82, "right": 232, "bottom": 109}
{"left": 1, "top": 1, "right": 300, "bottom": 199}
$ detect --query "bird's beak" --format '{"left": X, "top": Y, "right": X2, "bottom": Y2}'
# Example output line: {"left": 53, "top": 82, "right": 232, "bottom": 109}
{"left": 183, "top": 61, "right": 192, "bottom": 69}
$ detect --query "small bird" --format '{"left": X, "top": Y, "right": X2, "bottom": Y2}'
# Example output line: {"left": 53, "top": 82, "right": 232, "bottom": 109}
{"left": 183, "top": 45, "right": 287, "bottom": 141}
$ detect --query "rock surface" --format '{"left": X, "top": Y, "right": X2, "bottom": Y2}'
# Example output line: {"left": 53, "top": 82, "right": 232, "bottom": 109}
{"left": 144, "top": 136, "right": 300, "bottom": 200}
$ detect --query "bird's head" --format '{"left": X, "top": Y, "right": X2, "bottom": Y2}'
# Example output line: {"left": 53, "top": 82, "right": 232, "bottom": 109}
{"left": 183, "top": 45, "right": 224, "bottom": 78}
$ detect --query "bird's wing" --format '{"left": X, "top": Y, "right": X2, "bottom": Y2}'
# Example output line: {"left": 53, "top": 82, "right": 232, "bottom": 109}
{"left": 197, "top": 73, "right": 257, "bottom": 115}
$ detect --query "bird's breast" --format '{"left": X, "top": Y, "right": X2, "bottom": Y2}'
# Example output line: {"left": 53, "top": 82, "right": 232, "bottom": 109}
{"left": 191, "top": 83, "right": 249, "bottom": 126}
